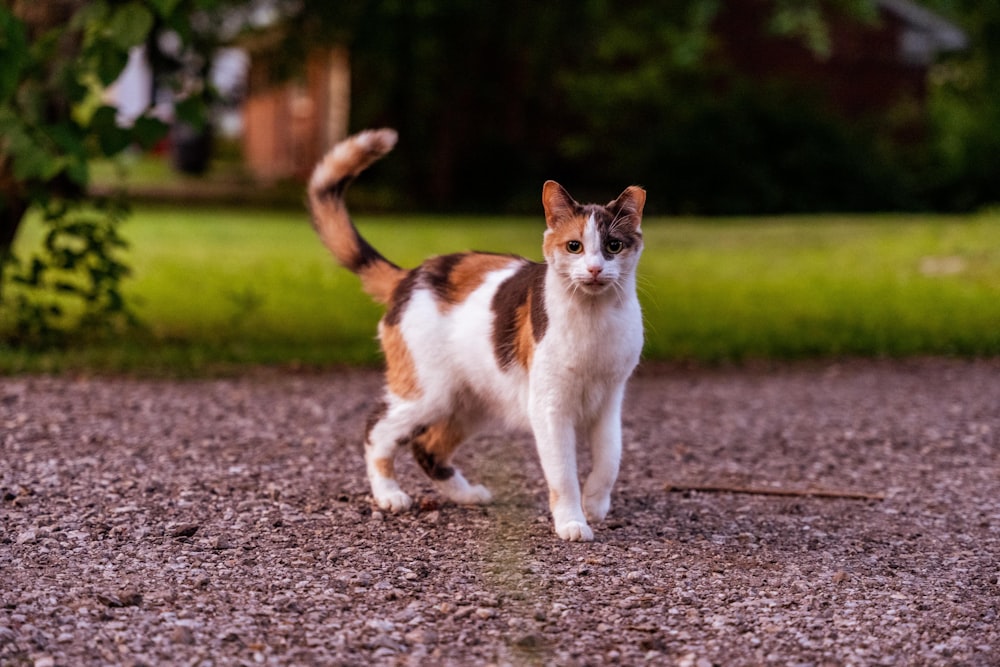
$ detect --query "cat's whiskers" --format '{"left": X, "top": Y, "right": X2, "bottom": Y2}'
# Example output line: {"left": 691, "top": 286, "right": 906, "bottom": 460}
{"left": 608, "top": 207, "right": 629, "bottom": 234}
{"left": 611, "top": 279, "right": 629, "bottom": 306}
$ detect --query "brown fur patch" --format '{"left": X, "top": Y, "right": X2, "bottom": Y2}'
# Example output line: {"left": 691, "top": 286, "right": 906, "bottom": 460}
{"left": 384, "top": 270, "right": 420, "bottom": 326}
{"left": 374, "top": 457, "right": 395, "bottom": 479}
{"left": 379, "top": 321, "right": 421, "bottom": 399}
{"left": 410, "top": 418, "right": 463, "bottom": 481}
{"left": 491, "top": 262, "right": 548, "bottom": 370}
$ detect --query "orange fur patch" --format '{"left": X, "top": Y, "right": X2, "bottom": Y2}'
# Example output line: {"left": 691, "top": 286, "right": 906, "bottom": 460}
{"left": 362, "top": 261, "right": 406, "bottom": 305}
{"left": 513, "top": 300, "right": 536, "bottom": 369}
{"left": 491, "top": 261, "right": 547, "bottom": 371}
{"left": 410, "top": 416, "right": 465, "bottom": 481}
{"left": 312, "top": 200, "right": 357, "bottom": 261}
{"left": 420, "top": 418, "right": 464, "bottom": 460}
{"left": 542, "top": 217, "right": 587, "bottom": 257}
{"left": 374, "top": 457, "right": 395, "bottom": 479}
{"left": 442, "top": 254, "right": 517, "bottom": 309}
{"left": 379, "top": 321, "right": 421, "bottom": 399}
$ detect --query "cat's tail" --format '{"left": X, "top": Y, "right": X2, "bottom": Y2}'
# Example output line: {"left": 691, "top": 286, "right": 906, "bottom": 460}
{"left": 308, "top": 128, "right": 404, "bottom": 304}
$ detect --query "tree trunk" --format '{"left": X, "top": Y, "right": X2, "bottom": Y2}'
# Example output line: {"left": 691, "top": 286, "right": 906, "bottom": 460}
{"left": 0, "top": 162, "right": 29, "bottom": 303}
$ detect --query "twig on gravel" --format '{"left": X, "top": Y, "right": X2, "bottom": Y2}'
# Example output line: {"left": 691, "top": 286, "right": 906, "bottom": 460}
{"left": 664, "top": 482, "right": 885, "bottom": 501}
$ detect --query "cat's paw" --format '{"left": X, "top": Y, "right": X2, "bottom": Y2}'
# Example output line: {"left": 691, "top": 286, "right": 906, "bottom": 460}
{"left": 435, "top": 472, "right": 493, "bottom": 505}
{"left": 374, "top": 490, "right": 413, "bottom": 512}
{"left": 555, "top": 520, "right": 594, "bottom": 542}
{"left": 583, "top": 494, "right": 611, "bottom": 522}
{"left": 453, "top": 484, "right": 493, "bottom": 505}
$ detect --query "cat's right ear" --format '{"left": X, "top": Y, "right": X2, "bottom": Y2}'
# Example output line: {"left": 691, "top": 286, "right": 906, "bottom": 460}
{"left": 542, "top": 180, "right": 580, "bottom": 229}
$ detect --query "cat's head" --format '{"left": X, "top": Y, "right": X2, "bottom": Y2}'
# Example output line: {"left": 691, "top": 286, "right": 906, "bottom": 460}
{"left": 541, "top": 181, "right": 646, "bottom": 297}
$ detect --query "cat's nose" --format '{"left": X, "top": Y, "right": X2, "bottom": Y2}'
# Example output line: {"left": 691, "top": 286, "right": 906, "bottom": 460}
{"left": 587, "top": 265, "right": 603, "bottom": 277}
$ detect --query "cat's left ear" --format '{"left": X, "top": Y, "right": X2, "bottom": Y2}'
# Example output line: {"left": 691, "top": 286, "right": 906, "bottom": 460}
{"left": 610, "top": 186, "right": 646, "bottom": 230}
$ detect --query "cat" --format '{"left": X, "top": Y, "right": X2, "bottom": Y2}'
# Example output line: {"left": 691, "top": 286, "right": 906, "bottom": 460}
{"left": 308, "top": 128, "right": 645, "bottom": 541}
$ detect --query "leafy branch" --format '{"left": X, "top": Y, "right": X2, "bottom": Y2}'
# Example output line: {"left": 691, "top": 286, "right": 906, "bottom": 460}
{"left": 0, "top": 0, "right": 225, "bottom": 346}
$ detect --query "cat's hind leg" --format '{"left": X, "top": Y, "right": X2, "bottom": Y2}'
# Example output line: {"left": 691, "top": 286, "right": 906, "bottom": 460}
{"left": 364, "top": 398, "right": 427, "bottom": 512}
{"left": 409, "top": 417, "right": 492, "bottom": 505}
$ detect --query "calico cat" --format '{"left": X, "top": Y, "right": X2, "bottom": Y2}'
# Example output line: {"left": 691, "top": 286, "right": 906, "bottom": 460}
{"left": 308, "top": 129, "right": 645, "bottom": 541}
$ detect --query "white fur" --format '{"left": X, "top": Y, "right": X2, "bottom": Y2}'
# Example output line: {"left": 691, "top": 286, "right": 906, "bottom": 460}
{"left": 310, "top": 131, "right": 644, "bottom": 541}
{"left": 365, "top": 240, "right": 643, "bottom": 541}
{"left": 530, "top": 255, "right": 643, "bottom": 540}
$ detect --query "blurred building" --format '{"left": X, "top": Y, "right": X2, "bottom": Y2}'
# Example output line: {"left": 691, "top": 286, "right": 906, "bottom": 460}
{"left": 241, "top": 46, "right": 350, "bottom": 184}
{"left": 715, "top": 0, "right": 967, "bottom": 126}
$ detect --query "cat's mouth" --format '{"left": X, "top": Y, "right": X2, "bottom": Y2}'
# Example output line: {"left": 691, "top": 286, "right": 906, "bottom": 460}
{"left": 577, "top": 278, "right": 612, "bottom": 294}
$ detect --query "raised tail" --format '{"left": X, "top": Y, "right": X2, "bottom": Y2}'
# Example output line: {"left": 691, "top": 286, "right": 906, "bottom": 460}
{"left": 308, "top": 128, "right": 405, "bottom": 304}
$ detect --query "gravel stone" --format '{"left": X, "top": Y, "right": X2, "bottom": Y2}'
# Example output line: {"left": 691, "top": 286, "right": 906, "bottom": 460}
{"left": 2, "top": 360, "right": 999, "bottom": 664}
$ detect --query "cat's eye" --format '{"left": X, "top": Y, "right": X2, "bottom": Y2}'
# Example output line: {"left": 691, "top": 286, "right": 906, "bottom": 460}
{"left": 605, "top": 239, "right": 624, "bottom": 254}
{"left": 566, "top": 240, "right": 583, "bottom": 254}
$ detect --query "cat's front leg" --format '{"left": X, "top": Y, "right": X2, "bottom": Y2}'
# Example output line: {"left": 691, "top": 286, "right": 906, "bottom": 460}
{"left": 582, "top": 385, "right": 625, "bottom": 523}
{"left": 529, "top": 401, "right": 592, "bottom": 541}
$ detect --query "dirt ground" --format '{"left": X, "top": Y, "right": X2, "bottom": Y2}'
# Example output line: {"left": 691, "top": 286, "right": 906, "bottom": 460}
{"left": 2, "top": 359, "right": 999, "bottom": 666}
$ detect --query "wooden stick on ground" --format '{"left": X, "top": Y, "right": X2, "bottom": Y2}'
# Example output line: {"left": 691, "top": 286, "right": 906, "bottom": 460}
{"left": 664, "top": 482, "right": 885, "bottom": 501}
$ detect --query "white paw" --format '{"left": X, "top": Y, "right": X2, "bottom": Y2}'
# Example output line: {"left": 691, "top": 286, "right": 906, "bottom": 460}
{"left": 555, "top": 520, "right": 594, "bottom": 542}
{"left": 435, "top": 472, "right": 493, "bottom": 505}
{"left": 375, "top": 490, "right": 412, "bottom": 512}
{"left": 453, "top": 484, "right": 493, "bottom": 505}
{"left": 584, "top": 494, "right": 611, "bottom": 522}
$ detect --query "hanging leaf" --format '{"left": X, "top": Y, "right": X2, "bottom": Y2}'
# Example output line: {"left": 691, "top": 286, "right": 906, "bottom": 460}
{"left": 90, "top": 105, "right": 132, "bottom": 156}
{"left": 131, "top": 115, "right": 169, "bottom": 149}
{"left": 174, "top": 95, "right": 208, "bottom": 129}
{"left": 106, "top": 3, "right": 156, "bottom": 50}
{"left": 93, "top": 41, "right": 131, "bottom": 86}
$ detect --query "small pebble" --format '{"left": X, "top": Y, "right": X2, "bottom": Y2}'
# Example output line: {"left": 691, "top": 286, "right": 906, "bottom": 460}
{"left": 117, "top": 588, "right": 142, "bottom": 607}
{"left": 513, "top": 633, "right": 545, "bottom": 649}
{"left": 170, "top": 524, "right": 199, "bottom": 538}
{"left": 405, "top": 628, "right": 438, "bottom": 645}
{"left": 171, "top": 626, "right": 195, "bottom": 645}
{"left": 212, "top": 535, "right": 234, "bottom": 550}
{"left": 453, "top": 606, "right": 474, "bottom": 620}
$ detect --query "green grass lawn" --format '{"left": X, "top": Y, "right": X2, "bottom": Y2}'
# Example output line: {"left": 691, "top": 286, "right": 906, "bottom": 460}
{"left": 3, "top": 205, "right": 1000, "bottom": 374}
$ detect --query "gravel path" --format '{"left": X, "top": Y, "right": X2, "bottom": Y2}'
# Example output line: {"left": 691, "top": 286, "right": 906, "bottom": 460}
{"left": 2, "top": 359, "right": 999, "bottom": 666}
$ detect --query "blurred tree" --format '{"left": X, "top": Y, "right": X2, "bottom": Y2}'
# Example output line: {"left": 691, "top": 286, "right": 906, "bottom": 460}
{"left": 0, "top": 0, "right": 229, "bottom": 344}
{"left": 922, "top": 0, "right": 1000, "bottom": 209}
{"left": 259, "top": 0, "right": 886, "bottom": 211}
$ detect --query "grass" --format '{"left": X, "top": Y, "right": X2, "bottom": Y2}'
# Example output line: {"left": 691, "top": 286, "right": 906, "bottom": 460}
{"left": 3, "top": 206, "right": 1000, "bottom": 375}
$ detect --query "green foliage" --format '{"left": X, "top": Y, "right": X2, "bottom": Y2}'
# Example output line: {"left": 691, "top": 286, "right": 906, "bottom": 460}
{"left": 3, "top": 197, "right": 137, "bottom": 347}
{"left": 921, "top": 1, "right": 1000, "bottom": 210}
{"left": 565, "top": 81, "right": 912, "bottom": 215}
{"left": 0, "top": 0, "right": 225, "bottom": 347}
